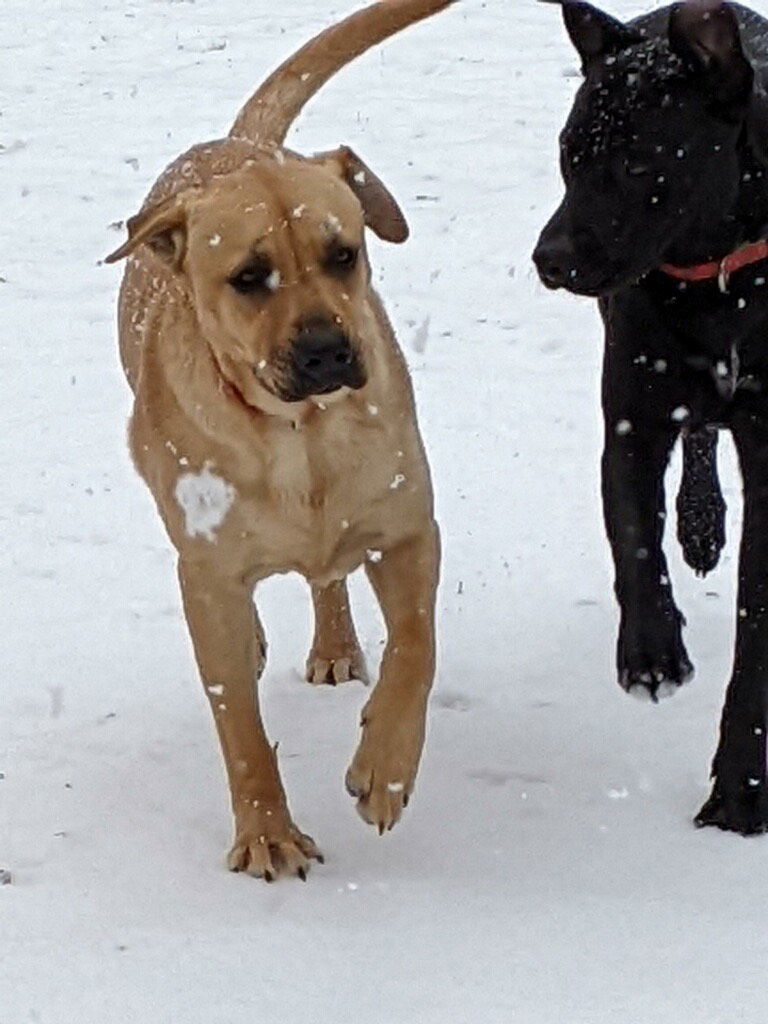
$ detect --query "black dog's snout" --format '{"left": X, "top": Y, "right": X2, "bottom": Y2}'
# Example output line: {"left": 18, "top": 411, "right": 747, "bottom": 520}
{"left": 287, "top": 317, "right": 366, "bottom": 399}
{"left": 532, "top": 237, "right": 573, "bottom": 290}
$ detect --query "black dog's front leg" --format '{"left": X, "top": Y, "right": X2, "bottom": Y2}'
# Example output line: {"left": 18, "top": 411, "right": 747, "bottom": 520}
{"left": 697, "top": 413, "right": 768, "bottom": 834}
{"left": 603, "top": 421, "right": 693, "bottom": 700}
{"left": 601, "top": 306, "right": 693, "bottom": 702}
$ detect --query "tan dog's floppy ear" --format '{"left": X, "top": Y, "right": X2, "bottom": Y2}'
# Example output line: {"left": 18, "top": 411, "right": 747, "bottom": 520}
{"left": 105, "top": 193, "right": 190, "bottom": 268}
{"left": 319, "top": 146, "right": 409, "bottom": 243}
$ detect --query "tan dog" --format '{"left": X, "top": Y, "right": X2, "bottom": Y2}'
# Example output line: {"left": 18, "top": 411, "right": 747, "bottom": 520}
{"left": 106, "top": 0, "right": 450, "bottom": 881}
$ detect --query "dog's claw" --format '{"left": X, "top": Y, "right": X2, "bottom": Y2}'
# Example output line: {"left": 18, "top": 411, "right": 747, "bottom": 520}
{"left": 227, "top": 819, "right": 322, "bottom": 881}
{"left": 346, "top": 748, "right": 416, "bottom": 835}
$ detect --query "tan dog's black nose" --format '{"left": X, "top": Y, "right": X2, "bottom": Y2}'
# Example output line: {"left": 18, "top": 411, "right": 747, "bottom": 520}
{"left": 288, "top": 318, "right": 366, "bottom": 399}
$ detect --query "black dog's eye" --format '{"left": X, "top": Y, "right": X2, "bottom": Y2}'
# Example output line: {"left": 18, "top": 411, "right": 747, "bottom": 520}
{"left": 228, "top": 256, "right": 275, "bottom": 295}
{"left": 325, "top": 244, "right": 359, "bottom": 274}
{"left": 625, "top": 162, "right": 650, "bottom": 178}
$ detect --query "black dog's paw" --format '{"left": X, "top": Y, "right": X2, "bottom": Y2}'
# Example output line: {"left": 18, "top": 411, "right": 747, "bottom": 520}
{"left": 695, "top": 777, "right": 768, "bottom": 836}
{"left": 617, "top": 623, "right": 693, "bottom": 702}
{"left": 619, "top": 661, "right": 694, "bottom": 702}
{"left": 676, "top": 489, "right": 726, "bottom": 577}
{"left": 677, "top": 427, "right": 726, "bottom": 577}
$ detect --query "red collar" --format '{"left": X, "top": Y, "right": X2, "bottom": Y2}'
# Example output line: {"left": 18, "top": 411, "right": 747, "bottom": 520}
{"left": 660, "top": 240, "right": 768, "bottom": 292}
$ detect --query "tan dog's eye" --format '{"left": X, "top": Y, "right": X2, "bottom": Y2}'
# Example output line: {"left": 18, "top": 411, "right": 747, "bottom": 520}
{"left": 229, "top": 255, "right": 277, "bottom": 296}
{"left": 324, "top": 244, "right": 358, "bottom": 275}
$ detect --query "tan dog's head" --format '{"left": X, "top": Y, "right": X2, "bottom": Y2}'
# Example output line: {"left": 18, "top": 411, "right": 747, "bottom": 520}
{"left": 106, "top": 147, "right": 407, "bottom": 410}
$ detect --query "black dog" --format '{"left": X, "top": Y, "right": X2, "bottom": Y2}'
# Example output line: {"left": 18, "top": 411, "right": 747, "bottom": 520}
{"left": 533, "top": 0, "right": 768, "bottom": 834}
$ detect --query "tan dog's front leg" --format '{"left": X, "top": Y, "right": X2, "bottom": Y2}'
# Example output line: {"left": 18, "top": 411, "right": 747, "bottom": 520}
{"left": 306, "top": 579, "right": 368, "bottom": 685}
{"left": 345, "top": 524, "right": 439, "bottom": 833}
{"left": 178, "top": 559, "right": 322, "bottom": 880}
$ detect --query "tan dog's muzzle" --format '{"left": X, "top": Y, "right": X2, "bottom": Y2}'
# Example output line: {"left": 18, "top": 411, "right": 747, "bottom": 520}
{"left": 277, "top": 316, "right": 366, "bottom": 402}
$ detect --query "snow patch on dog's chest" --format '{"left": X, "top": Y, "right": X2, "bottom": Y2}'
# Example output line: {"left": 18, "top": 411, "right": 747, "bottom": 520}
{"left": 174, "top": 463, "right": 236, "bottom": 541}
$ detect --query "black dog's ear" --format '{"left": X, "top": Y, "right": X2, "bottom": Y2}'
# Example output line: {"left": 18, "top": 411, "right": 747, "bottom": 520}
{"left": 540, "top": 0, "right": 642, "bottom": 71}
{"left": 669, "top": 0, "right": 753, "bottom": 110}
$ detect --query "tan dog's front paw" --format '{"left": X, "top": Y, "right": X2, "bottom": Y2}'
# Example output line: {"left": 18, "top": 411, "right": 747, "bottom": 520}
{"left": 227, "top": 807, "right": 323, "bottom": 881}
{"left": 305, "top": 646, "right": 368, "bottom": 686}
{"left": 345, "top": 721, "right": 422, "bottom": 834}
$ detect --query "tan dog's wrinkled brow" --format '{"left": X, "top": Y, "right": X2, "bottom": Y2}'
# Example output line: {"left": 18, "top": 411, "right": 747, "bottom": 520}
{"left": 107, "top": 0, "right": 453, "bottom": 881}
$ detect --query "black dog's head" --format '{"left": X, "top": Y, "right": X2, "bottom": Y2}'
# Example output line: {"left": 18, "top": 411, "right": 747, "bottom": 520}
{"left": 533, "top": 0, "right": 768, "bottom": 296}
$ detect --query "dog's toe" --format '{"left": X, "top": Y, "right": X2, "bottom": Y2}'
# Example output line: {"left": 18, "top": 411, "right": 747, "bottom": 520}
{"left": 677, "top": 485, "right": 726, "bottom": 576}
{"left": 655, "top": 678, "right": 684, "bottom": 699}
{"left": 618, "top": 622, "right": 694, "bottom": 703}
{"left": 622, "top": 663, "right": 693, "bottom": 702}
{"left": 344, "top": 749, "right": 415, "bottom": 835}
{"left": 345, "top": 765, "right": 411, "bottom": 833}
{"left": 625, "top": 679, "right": 656, "bottom": 702}
{"left": 227, "top": 817, "right": 323, "bottom": 881}
{"left": 306, "top": 649, "right": 368, "bottom": 686}
{"left": 680, "top": 529, "right": 725, "bottom": 577}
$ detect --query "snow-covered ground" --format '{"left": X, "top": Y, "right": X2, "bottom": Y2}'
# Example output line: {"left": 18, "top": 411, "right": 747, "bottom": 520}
{"left": 3, "top": 0, "right": 767, "bottom": 1020}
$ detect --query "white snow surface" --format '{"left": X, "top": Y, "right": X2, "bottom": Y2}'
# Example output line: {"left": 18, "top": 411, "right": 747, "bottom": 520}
{"left": 3, "top": 1, "right": 768, "bottom": 1021}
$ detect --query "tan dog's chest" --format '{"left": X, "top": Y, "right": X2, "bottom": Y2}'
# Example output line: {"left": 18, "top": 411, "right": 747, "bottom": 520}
{"left": 139, "top": 398, "right": 419, "bottom": 583}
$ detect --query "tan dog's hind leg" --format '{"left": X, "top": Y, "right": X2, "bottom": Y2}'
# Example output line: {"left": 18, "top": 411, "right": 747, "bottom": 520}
{"left": 178, "top": 560, "right": 322, "bottom": 880}
{"left": 306, "top": 579, "right": 368, "bottom": 685}
{"left": 345, "top": 524, "right": 439, "bottom": 833}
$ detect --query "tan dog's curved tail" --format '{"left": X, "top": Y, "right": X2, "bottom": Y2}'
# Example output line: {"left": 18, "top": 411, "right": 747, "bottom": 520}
{"left": 229, "top": 0, "right": 455, "bottom": 146}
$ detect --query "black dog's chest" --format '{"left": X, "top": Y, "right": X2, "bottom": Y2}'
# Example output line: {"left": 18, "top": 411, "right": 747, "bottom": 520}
{"left": 652, "top": 276, "right": 768, "bottom": 426}
{"left": 679, "top": 349, "right": 765, "bottom": 428}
